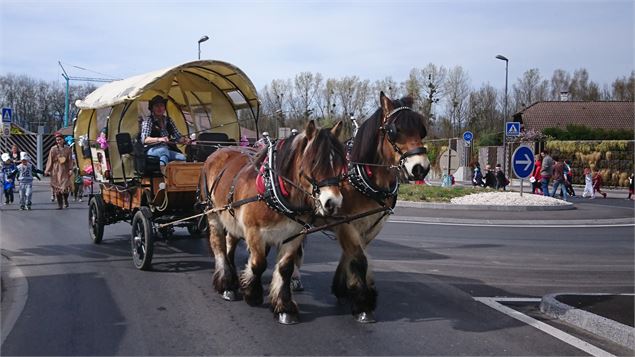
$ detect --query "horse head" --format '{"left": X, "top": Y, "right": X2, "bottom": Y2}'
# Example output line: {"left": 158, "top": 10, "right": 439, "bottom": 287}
{"left": 276, "top": 120, "right": 347, "bottom": 216}
{"left": 378, "top": 92, "right": 430, "bottom": 180}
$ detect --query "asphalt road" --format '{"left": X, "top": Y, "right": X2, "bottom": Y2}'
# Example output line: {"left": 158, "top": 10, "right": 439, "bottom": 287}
{"left": 1, "top": 181, "right": 633, "bottom": 356}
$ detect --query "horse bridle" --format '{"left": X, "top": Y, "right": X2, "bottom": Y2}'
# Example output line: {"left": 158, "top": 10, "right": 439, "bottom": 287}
{"left": 301, "top": 171, "right": 345, "bottom": 197}
{"left": 263, "top": 134, "right": 345, "bottom": 214}
{"left": 380, "top": 106, "right": 428, "bottom": 168}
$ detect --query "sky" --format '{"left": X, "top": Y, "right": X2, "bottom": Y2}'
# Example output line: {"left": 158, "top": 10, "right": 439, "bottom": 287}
{"left": 1, "top": 0, "right": 633, "bottom": 93}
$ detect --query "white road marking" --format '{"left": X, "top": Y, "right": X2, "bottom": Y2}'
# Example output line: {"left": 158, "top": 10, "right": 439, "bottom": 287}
{"left": 474, "top": 297, "right": 616, "bottom": 357}
{"left": 1, "top": 257, "right": 29, "bottom": 345}
{"left": 389, "top": 219, "right": 635, "bottom": 228}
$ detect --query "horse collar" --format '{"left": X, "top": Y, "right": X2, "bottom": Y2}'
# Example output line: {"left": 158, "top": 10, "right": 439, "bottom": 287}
{"left": 348, "top": 163, "right": 398, "bottom": 208}
{"left": 259, "top": 140, "right": 312, "bottom": 216}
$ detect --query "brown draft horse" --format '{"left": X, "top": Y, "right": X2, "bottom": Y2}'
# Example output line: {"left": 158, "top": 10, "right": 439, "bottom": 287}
{"left": 312, "top": 92, "right": 430, "bottom": 323}
{"left": 201, "top": 120, "right": 346, "bottom": 324}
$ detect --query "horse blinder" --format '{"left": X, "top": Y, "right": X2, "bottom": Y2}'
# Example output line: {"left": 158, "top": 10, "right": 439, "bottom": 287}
{"left": 301, "top": 172, "right": 345, "bottom": 197}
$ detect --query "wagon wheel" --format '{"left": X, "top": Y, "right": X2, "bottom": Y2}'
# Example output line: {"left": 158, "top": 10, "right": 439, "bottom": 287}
{"left": 186, "top": 215, "right": 208, "bottom": 239}
{"left": 131, "top": 207, "right": 154, "bottom": 270}
{"left": 88, "top": 196, "right": 105, "bottom": 244}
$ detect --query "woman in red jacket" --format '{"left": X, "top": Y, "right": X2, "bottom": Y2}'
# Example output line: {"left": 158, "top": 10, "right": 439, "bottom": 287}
{"left": 532, "top": 157, "right": 542, "bottom": 194}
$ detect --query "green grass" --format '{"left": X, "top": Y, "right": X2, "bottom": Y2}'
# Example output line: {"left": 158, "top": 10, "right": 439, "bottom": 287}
{"left": 398, "top": 184, "right": 494, "bottom": 202}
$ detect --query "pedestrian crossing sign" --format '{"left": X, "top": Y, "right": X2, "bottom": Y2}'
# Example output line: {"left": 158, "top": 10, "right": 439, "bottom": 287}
{"left": 506, "top": 122, "right": 520, "bottom": 137}
{"left": 2, "top": 107, "right": 12, "bottom": 123}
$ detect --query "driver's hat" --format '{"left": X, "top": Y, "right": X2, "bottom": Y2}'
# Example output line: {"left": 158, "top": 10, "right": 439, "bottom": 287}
{"left": 148, "top": 95, "right": 168, "bottom": 110}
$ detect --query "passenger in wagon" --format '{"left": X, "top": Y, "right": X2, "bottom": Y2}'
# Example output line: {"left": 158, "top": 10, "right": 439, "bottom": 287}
{"left": 140, "top": 95, "right": 191, "bottom": 174}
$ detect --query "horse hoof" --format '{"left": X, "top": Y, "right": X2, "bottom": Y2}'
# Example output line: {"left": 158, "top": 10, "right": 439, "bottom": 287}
{"left": 277, "top": 312, "right": 299, "bottom": 325}
{"left": 291, "top": 277, "right": 304, "bottom": 292}
{"left": 222, "top": 290, "right": 237, "bottom": 301}
{"left": 354, "top": 312, "right": 376, "bottom": 323}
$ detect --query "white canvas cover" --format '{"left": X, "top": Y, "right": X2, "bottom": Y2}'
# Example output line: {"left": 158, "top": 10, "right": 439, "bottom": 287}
{"left": 75, "top": 60, "right": 259, "bottom": 110}
{"left": 73, "top": 60, "right": 260, "bottom": 183}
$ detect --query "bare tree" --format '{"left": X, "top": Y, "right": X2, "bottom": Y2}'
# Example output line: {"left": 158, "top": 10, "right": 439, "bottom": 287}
{"left": 550, "top": 69, "right": 571, "bottom": 100}
{"left": 443, "top": 66, "right": 471, "bottom": 137}
{"left": 611, "top": 71, "right": 635, "bottom": 101}
{"left": 569, "top": 68, "right": 600, "bottom": 100}
{"left": 467, "top": 83, "right": 499, "bottom": 133}
{"left": 290, "top": 72, "right": 323, "bottom": 123}
{"left": 421, "top": 63, "right": 447, "bottom": 131}
{"left": 401, "top": 64, "right": 446, "bottom": 131}
{"left": 258, "top": 79, "right": 292, "bottom": 135}
{"left": 511, "top": 68, "right": 549, "bottom": 111}
{"left": 315, "top": 78, "right": 338, "bottom": 126}
{"left": 372, "top": 76, "right": 402, "bottom": 108}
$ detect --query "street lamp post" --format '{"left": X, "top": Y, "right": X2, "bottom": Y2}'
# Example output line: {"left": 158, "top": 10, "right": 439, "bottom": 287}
{"left": 496, "top": 54, "right": 509, "bottom": 177}
{"left": 198, "top": 35, "right": 209, "bottom": 60}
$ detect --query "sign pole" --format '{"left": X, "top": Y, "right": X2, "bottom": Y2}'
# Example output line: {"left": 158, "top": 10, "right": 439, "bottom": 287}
{"left": 447, "top": 138, "right": 451, "bottom": 177}
{"left": 520, "top": 178, "right": 524, "bottom": 197}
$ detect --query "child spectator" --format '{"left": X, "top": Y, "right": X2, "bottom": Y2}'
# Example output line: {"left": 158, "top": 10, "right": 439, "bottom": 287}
{"left": 1, "top": 153, "right": 17, "bottom": 205}
{"left": 495, "top": 163, "right": 508, "bottom": 191}
{"left": 582, "top": 168, "right": 594, "bottom": 198}
{"left": 483, "top": 164, "right": 496, "bottom": 189}
{"left": 72, "top": 166, "right": 84, "bottom": 202}
{"left": 472, "top": 161, "right": 484, "bottom": 187}
{"left": 592, "top": 170, "right": 607, "bottom": 198}
{"left": 16, "top": 152, "right": 43, "bottom": 210}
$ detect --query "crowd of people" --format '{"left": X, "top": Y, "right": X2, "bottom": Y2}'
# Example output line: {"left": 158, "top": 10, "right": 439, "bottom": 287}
{"left": 1, "top": 132, "right": 94, "bottom": 211}
{"left": 471, "top": 161, "right": 509, "bottom": 190}
{"left": 472, "top": 149, "right": 634, "bottom": 201}
{"left": 1, "top": 144, "right": 44, "bottom": 210}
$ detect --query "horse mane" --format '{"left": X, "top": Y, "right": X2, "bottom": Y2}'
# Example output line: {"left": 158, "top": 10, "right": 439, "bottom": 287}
{"left": 272, "top": 127, "right": 345, "bottom": 178}
{"left": 306, "top": 127, "right": 346, "bottom": 178}
{"left": 350, "top": 96, "right": 426, "bottom": 164}
{"left": 275, "top": 133, "right": 302, "bottom": 177}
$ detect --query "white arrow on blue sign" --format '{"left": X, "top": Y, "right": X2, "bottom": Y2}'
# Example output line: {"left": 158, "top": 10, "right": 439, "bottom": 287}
{"left": 2, "top": 108, "right": 12, "bottom": 123}
{"left": 506, "top": 122, "right": 520, "bottom": 137}
{"left": 462, "top": 130, "right": 473, "bottom": 142}
{"left": 512, "top": 146, "right": 535, "bottom": 179}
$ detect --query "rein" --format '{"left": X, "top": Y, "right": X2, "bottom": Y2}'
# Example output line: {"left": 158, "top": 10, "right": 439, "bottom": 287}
{"left": 281, "top": 205, "right": 393, "bottom": 244}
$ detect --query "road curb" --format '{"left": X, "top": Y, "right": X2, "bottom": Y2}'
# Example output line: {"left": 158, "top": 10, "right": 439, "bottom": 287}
{"left": 388, "top": 215, "right": 635, "bottom": 226}
{"left": 539, "top": 293, "right": 635, "bottom": 349}
{"left": 396, "top": 200, "right": 575, "bottom": 211}
{"left": 1, "top": 252, "right": 29, "bottom": 345}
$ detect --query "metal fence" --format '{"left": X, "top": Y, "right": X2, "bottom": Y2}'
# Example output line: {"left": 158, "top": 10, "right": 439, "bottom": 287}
{"left": 1, "top": 134, "right": 57, "bottom": 170}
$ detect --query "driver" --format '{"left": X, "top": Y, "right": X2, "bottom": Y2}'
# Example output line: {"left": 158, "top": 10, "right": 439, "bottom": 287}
{"left": 140, "top": 95, "right": 191, "bottom": 172}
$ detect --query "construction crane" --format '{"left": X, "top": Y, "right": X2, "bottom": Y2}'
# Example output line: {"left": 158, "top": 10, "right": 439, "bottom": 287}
{"left": 58, "top": 61, "right": 119, "bottom": 127}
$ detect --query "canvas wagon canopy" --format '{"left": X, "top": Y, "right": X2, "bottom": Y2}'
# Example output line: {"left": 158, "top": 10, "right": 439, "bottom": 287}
{"left": 73, "top": 60, "right": 261, "bottom": 182}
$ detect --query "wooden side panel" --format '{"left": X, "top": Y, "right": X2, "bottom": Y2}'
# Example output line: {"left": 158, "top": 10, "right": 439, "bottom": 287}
{"left": 100, "top": 184, "right": 141, "bottom": 210}
{"left": 165, "top": 162, "right": 204, "bottom": 192}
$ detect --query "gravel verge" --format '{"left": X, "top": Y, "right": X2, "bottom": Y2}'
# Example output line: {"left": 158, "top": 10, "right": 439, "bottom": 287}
{"left": 450, "top": 191, "right": 573, "bottom": 206}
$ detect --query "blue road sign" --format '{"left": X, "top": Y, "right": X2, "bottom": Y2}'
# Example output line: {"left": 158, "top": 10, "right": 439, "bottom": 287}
{"left": 512, "top": 146, "right": 535, "bottom": 179}
{"left": 2, "top": 108, "right": 12, "bottom": 123}
{"left": 506, "top": 122, "right": 520, "bottom": 137}
{"left": 462, "top": 130, "right": 473, "bottom": 142}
